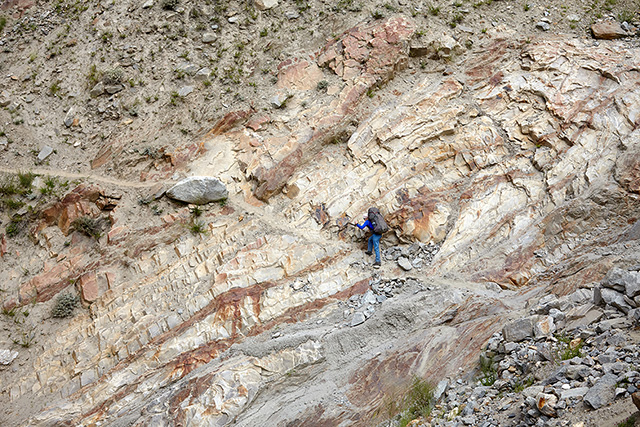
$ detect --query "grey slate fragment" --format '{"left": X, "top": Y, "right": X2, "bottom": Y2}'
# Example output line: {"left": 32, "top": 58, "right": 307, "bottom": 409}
{"left": 502, "top": 317, "right": 534, "bottom": 342}
{"left": 38, "top": 146, "right": 54, "bottom": 162}
{"left": 584, "top": 373, "right": 618, "bottom": 409}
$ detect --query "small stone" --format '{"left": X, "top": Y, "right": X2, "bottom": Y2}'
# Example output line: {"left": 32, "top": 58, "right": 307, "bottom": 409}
{"left": 90, "top": 82, "right": 105, "bottom": 97}
{"left": 350, "top": 312, "right": 366, "bottom": 327}
{"left": 567, "top": 14, "right": 580, "bottom": 22}
{"left": 0, "top": 349, "right": 18, "bottom": 365}
{"left": 194, "top": 68, "right": 211, "bottom": 81}
{"left": 397, "top": 256, "right": 413, "bottom": 271}
{"left": 285, "top": 10, "right": 300, "bottom": 19}
{"left": 63, "top": 108, "right": 76, "bottom": 127}
{"left": 37, "top": 146, "right": 54, "bottom": 162}
{"left": 105, "top": 84, "right": 124, "bottom": 94}
{"left": 228, "top": 16, "right": 239, "bottom": 23}
{"left": 254, "top": 0, "right": 278, "bottom": 10}
{"left": 536, "top": 392, "right": 557, "bottom": 417}
{"left": 202, "top": 33, "right": 216, "bottom": 43}
{"left": 504, "top": 342, "right": 518, "bottom": 353}
{"left": 434, "top": 379, "right": 448, "bottom": 401}
{"left": 142, "top": 0, "right": 154, "bottom": 8}
{"left": 177, "top": 86, "right": 194, "bottom": 97}
{"left": 560, "top": 387, "right": 589, "bottom": 400}
{"left": 536, "top": 21, "right": 551, "bottom": 31}
{"left": 270, "top": 92, "right": 290, "bottom": 108}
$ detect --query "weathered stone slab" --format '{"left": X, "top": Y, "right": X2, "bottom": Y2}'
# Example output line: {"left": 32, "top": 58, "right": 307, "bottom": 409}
{"left": 166, "top": 176, "right": 228, "bottom": 205}
{"left": 584, "top": 373, "right": 618, "bottom": 409}
{"left": 592, "top": 20, "right": 631, "bottom": 39}
{"left": 502, "top": 317, "right": 534, "bottom": 342}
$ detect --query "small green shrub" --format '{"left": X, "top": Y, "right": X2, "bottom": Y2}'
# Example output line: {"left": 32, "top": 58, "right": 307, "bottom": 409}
{"left": 189, "top": 220, "right": 207, "bottom": 235}
{"left": 371, "top": 10, "right": 384, "bottom": 19}
{"left": 427, "top": 4, "right": 440, "bottom": 15}
{"left": 71, "top": 216, "right": 103, "bottom": 240}
{"left": 52, "top": 293, "right": 80, "bottom": 318}
{"left": 17, "top": 171, "right": 36, "bottom": 189}
{"left": 6, "top": 216, "right": 24, "bottom": 237}
{"left": 479, "top": 354, "right": 497, "bottom": 386}
{"left": 12, "top": 329, "right": 36, "bottom": 348}
{"left": 190, "top": 205, "right": 203, "bottom": 217}
{"left": 513, "top": 375, "right": 535, "bottom": 392}
{"left": 0, "top": 16, "right": 6, "bottom": 33}
{"left": 49, "top": 81, "right": 62, "bottom": 96}
{"left": 218, "top": 198, "right": 228, "bottom": 207}
{"left": 618, "top": 10, "right": 635, "bottom": 23}
{"left": 3, "top": 197, "right": 24, "bottom": 210}
{"left": 397, "top": 378, "right": 435, "bottom": 427}
{"left": 316, "top": 80, "right": 329, "bottom": 91}
{"left": 103, "top": 68, "right": 124, "bottom": 85}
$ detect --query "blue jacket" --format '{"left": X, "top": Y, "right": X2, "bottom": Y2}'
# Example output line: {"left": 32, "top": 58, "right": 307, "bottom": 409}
{"left": 356, "top": 220, "right": 372, "bottom": 230}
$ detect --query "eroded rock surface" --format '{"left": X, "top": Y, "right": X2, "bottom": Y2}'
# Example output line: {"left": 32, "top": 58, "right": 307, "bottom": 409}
{"left": 1, "top": 17, "right": 640, "bottom": 427}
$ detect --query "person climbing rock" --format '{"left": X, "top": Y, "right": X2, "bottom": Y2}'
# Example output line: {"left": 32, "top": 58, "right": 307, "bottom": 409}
{"left": 354, "top": 207, "right": 389, "bottom": 267}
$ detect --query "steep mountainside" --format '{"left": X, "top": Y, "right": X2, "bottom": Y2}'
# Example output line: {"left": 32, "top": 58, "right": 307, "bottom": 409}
{"left": 0, "top": 0, "right": 639, "bottom": 426}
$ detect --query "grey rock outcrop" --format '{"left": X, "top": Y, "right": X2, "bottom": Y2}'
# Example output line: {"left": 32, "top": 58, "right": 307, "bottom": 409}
{"left": 166, "top": 176, "right": 228, "bottom": 205}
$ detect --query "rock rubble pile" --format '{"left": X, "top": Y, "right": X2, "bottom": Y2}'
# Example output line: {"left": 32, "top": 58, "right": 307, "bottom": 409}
{"left": 405, "top": 267, "right": 640, "bottom": 427}
{"left": 346, "top": 276, "right": 431, "bottom": 327}
{"left": 383, "top": 243, "right": 441, "bottom": 271}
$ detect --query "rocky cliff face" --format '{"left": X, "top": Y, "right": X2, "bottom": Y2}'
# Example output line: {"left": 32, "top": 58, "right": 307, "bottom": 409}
{"left": 1, "top": 1, "right": 640, "bottom": 426}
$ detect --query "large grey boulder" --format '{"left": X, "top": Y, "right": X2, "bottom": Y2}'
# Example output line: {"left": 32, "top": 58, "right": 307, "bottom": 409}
{"left": 602, "top": 267, "right": 640, "bottom": 297}
{"left": 583, "top": 373, "right": 618, "bottom": 409}
{"left": 594, "top": 286, "right": 632, "bottom": 313}
{"left": 502, "top": 317, "right": 534, "bottom": 342}
{"left": 166, "top": 176, "right": 228, "bottom": 205}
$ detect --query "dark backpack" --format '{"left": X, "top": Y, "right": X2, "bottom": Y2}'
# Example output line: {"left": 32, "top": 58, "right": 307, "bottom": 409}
{"left": 368, "top": 207, "right": 389, "bottom": 235}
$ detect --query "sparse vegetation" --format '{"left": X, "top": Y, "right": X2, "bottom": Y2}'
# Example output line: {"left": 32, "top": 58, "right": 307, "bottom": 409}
{"left": 190, "top": 205, "right": 203, "bottom": 217}
{"left": 618, "top": 414, "right": 638, "bottom": 427}
{"left": 12, "top": 329, "right": 36, "bottom": 348}
{"left": 316, "top": 80, "right": 329, "bottom": 91}
{"left": 51, "top": 292, "right": 80, "bottom": 318}
{"left": 49, "top": 81, "right": 62, "bottom": 96}
{"left": 556, "top": 333, "right": 583, "bottom": 360}
{"left": 479, "top": 355, "right": 497, "bottom": 386}
{"left": 0, "top": 16, "right": 6, "bottom": 33}
{"left": 394, "top": 378, "right": 436, "bottom": 427}
{"left": 71, "top": 216, "right": 103, "bottom": 240}
{"left": 189, "top": 220, "right": 208, "bottom": 235}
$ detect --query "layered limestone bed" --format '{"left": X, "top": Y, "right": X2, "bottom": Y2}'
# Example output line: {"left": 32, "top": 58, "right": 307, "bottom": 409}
{"left": 1, "top": 14, "right": 640, "bottom": 427}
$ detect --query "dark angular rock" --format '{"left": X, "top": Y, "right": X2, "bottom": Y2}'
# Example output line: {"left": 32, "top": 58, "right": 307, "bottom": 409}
{"left": 503, "top": 317, "right": 534, "bottom": 342}
{"left": 584, "top": 373, "right": 618, "bottom": 409}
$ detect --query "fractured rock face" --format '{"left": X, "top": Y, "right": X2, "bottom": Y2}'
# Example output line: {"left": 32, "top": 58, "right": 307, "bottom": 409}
{"left": 166, "top": 176, "right": 228, "bottom": 205}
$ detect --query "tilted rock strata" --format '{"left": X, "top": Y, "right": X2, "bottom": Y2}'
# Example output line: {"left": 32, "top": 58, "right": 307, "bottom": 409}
{"left": 6, "top": 25, "right": 640, "bottom": 427}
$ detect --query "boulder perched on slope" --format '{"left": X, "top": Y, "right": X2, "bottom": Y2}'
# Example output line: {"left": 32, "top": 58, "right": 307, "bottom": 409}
{"left": 166, "top": 176, "right": 228, "bottom": 205}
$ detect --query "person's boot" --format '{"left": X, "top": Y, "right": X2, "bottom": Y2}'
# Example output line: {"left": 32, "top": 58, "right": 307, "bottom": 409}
{"left": 374, "top": 261, "right": 381, "bottom": 267}
{"left": 365, "top": 251, "right": 372, "bottom": 255}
